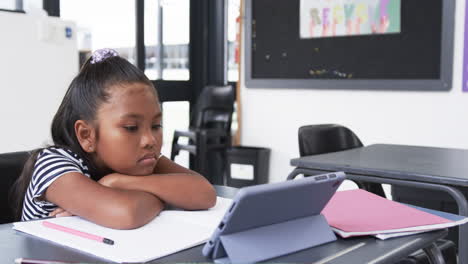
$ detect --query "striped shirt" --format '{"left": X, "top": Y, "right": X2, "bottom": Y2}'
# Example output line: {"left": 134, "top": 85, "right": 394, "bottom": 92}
{"left": 21, "top": 147, "right": 90, "bottom": 221}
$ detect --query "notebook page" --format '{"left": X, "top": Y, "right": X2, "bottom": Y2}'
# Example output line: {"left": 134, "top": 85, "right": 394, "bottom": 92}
{"left": 13, "top": 196, "right": 232, "bottom": 263}
{"left": 163, "top": 196, "right": 233, "bottom": 229}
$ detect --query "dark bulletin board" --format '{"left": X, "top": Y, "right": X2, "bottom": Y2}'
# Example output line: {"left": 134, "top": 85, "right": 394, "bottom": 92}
{"left": 244, "top": 0, "right": 455, "bottom": 91}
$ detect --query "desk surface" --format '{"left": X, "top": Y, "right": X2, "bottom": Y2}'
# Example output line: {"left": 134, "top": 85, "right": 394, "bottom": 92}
{"left": 291, "top": 144, "right": 468, "bottom": 186}
{"left": 0, "top": 185, "right": 447, "bottom": 264}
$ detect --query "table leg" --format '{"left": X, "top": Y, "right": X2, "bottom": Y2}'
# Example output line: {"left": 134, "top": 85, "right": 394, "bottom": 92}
{"left": 423, "top": 242, "right": 446, "bottom": 264}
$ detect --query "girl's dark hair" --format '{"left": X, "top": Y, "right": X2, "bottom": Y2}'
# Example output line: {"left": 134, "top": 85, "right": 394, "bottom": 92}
{"left": 10, "top": 54, "right": 155, "bottom": 220}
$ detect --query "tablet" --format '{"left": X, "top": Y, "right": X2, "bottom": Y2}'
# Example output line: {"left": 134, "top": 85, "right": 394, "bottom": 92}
{"left": 202, "top": 172, "right": 345, "bottom": 262}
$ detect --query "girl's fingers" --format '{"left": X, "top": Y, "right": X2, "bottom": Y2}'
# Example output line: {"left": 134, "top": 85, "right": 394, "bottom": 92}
{"left": 56, "top": 211, "right": 74, "bottom": 217}
{"left": 48, "top": 207, "right": 65, "bottom": 217}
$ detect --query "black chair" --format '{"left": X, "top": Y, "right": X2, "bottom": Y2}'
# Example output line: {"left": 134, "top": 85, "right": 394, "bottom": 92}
{"left": 170, "top": 85, "right": 235, "bottom": 184}
{"left": 298, "top": 124, "right": 363, "bottom": 157}
{"left": 292, "top": 124, "right": 386, "bottom": 197}
{"left": 0, "top": 151, "right": 30, "bottom": 224}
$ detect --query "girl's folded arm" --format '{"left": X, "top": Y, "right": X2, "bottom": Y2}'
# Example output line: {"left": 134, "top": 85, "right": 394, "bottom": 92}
{"left": 45, "top": 172, "right": 164, "bottom": 230}
{"left": 101, "top": 156, "right": 217, "bottom": 210}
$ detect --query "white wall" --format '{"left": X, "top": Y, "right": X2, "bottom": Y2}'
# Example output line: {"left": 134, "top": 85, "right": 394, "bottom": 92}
{"left": 0, "top": 11, "right": 78, "bottom": 152}
{"left": 240, "top": 0, "right": 468, "bottom": 183}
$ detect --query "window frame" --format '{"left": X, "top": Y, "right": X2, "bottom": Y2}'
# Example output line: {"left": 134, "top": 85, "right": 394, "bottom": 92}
{"left": 1, "top": 0, "right": 24, "bottom": 13}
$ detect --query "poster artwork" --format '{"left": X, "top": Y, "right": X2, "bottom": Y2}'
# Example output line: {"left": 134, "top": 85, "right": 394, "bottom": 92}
{"left": 300, "top": 0, "right": 401, "bottom": 39}
{"left": 463, "top": 0, "right": 468, "bottom": 92}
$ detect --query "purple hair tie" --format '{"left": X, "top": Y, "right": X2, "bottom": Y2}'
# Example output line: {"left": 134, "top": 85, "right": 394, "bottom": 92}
{"left": 90, "top": 48, "right": 119, "bottom": 64}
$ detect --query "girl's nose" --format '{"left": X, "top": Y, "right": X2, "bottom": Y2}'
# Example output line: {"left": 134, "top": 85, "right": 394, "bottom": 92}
{"left": 142, "top": 128, "right": 158, "bottom": 149}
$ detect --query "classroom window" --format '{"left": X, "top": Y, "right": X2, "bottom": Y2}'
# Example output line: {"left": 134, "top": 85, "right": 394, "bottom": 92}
{"left": 0, "top": 0, "right": 21, "bottom": 11}
{"left": 144, "top": 0, "right": 190, "bottom": 162}
{"left": 160, "top": 101, "right": 189, "bottom": 167}
{"left": 144, "top": 0, "right": 189, "bottom": 81}
{"left": 227, "top": 0, "right": 240, "bottom": 82}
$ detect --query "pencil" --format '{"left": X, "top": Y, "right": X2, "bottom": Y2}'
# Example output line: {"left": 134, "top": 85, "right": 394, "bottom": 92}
{"left": 14, "top": 258, "right": 89, "bottom": 264}
{"left": 42, "top": 221, "right": 114, "bottom": 245}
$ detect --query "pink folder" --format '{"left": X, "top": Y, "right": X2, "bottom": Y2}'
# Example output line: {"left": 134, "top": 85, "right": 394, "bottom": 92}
{"left": 321, "top": 189, "right": 454, "bottom": 237}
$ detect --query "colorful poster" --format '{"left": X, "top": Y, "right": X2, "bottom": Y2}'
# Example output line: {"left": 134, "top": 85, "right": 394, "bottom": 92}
{"left": 299, "top": 0, "right": 401, "bottom": 39}
{"left": 463, "top": 0, "right": 468, "bottom": 92}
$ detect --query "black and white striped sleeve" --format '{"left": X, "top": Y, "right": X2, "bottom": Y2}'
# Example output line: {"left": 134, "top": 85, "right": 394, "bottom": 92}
{"left": 21, "top": 148, "right": 91, "bottom": 221}
{"left": 30, "top": 150, "right": 86, "bottom": 204}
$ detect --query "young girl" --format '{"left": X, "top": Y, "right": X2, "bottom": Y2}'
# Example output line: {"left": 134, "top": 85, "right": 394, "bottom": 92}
{"left": 11, "top": 49, "right": 216, "bottom": 229}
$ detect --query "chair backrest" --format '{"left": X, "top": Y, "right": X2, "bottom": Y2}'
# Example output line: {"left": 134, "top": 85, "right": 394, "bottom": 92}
{"left": 298, "top": 124, "right": 363, "bottom": 157}
{"left": 0, "top": 151, "right": 30, "bottom": 223}
{"left": 190, "top": 85, "right": 235, "bottom": 131}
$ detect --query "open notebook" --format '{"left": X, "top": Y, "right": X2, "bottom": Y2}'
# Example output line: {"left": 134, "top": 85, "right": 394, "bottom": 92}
{"left": 13, "top": 197, "right": 232, "bottom": 263}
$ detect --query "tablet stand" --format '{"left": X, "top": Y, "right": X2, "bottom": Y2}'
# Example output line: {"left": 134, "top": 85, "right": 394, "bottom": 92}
{"left": 212, "top": 214, "right": 336, "bottom": 264}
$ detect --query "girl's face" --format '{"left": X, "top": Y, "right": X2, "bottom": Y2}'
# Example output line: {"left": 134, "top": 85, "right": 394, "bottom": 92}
{"left": 93, "top": 82, "right": 162, "bottom": 176}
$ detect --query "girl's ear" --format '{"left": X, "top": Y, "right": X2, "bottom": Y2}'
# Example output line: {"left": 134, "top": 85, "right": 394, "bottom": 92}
{"left": 75, "top": 120, "right": 97, "bottom": 153}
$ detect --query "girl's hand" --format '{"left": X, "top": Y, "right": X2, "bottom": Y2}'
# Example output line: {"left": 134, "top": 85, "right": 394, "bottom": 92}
{"left": 49, "top": 207, "right": 74, "bottom": 217}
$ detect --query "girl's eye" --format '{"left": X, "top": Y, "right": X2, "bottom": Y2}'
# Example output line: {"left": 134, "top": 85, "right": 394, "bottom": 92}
{"left": 124, "top": 126, "right": 138, "bottom": 132}
{"left": 152, "top": 124, "right": 163, "bottom": 130}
